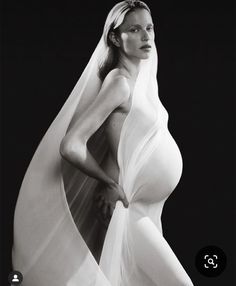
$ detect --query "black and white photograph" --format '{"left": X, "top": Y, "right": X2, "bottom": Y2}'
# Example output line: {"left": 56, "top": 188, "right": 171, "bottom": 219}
{"left": 1, "top": 0, "right": 234, "bottom": 285}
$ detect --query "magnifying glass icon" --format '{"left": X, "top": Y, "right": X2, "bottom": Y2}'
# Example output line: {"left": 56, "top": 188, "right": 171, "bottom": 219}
{"left": 208, "top": 258, "right": 214, "bottom": 265}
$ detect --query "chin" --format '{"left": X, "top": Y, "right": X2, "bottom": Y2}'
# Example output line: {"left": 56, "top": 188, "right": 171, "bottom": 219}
{"left": 140, "top": 54, "right": 151, "bottom": 60}
{"left": 138, "top": 50, "right": 152, "bottom": 60}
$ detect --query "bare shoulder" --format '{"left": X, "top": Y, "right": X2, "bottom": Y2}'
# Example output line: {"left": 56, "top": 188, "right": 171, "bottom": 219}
{"left": 101, "top": 69, "right": 131, "bottom": 104}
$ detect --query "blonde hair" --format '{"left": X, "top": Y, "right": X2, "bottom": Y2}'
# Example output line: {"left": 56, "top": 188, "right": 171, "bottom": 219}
{"left": 98, "top": 0, "right": 151, "bottom": 81}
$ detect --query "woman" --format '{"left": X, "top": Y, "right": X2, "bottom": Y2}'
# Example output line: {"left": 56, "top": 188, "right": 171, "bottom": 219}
{"left": 12, "top": 1, "right": 194, "bottom": 285}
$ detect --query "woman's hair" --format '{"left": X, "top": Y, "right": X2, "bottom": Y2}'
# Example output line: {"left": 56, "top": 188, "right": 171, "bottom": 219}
{"left": 98, "top": 0, "right": 151, "bottom": 81}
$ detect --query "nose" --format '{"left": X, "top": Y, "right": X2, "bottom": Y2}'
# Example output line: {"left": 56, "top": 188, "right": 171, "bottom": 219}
{"left": 141, "top": 29, "right": 150, "bottom": 41}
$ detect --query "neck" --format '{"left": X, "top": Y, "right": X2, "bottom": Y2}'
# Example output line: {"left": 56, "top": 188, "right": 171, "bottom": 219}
{"left": 117, "top": 53, "right": 141, "bottom": 81}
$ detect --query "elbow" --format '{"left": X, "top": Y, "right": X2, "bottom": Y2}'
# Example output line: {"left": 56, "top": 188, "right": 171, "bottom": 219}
{"left": 60, "top": 136, "right": 77, "bottom": 161}
{"left": 59, "top": 137, "right": 71, "bottom": 160}
{"left": 59, "top": 135, "right": 86, "bottom": 162}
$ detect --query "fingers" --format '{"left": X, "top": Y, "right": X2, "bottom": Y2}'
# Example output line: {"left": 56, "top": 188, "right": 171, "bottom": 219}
{"left": 94, "top": 194, "right": 112, "bottom": 228}
{"left": 99, "top": 201, "right": 115, "bottom": 221}
{"left": 118, "top": 192, "right": 129, "bottom": 208}
{"left": 122, "top": 196, "right": 129, "bottom": 208}
{"left": 102, "top": 201, "right": 108, "bottom": 219}
{"left": 96, "top": 195, "right": 104, "bottom": 209}
{"left": 108, "top": 204, "right": 115, "bottom": 217}
{"left": 97, "top": 197, "right": 109, "bottom": 219}
{"left": 118, "top": 197, "right": 129, "bottom": 208}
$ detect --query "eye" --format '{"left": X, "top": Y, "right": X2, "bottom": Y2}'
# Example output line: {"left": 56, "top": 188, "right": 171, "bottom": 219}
{"left": 129, "top": 28, "right": 139, "bottom": 33}
{"left": 147, "top": 25, "right": 154, "bottom": 32}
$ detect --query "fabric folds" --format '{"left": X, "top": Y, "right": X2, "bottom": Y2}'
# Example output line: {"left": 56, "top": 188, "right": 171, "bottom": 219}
{"left": 12, "top": 25, "right": 193, "bottom": 284}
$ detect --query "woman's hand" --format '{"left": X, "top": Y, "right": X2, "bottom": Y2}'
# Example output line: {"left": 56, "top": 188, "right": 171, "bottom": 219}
{"left": 95, "top": 182, "right": 129, "bottom": 223}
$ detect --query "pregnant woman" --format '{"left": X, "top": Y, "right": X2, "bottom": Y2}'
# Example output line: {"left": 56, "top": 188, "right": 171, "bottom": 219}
{"left": 12, "top": 1, "right": 194, "bottom": 285}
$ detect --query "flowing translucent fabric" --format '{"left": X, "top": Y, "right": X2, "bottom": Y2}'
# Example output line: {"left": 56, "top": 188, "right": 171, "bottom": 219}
{"left": 12, "top": 30, "right": 194, "bottom": 286}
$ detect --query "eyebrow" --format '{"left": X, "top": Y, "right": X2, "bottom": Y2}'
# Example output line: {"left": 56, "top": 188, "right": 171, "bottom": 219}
{"left": 128, "top": 23, "right": 154, "bottom": 28}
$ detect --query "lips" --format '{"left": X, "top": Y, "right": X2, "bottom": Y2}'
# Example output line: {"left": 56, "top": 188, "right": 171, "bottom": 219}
{"left": 140, "top": 44, "right": 151, "bottom": 49}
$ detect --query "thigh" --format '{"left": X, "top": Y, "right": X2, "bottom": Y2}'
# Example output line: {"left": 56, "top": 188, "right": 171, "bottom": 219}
{"left": 131, "top": 216, "right": 194, "bottom": 286}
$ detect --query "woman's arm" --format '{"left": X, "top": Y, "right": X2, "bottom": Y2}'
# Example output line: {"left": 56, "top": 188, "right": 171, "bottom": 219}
{"left": 60, "top": 74, "right": 130, "bottom": 186}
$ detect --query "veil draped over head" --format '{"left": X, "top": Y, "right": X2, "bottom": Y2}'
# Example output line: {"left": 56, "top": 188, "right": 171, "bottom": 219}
{"left": 12, "top": 1, "right": 171, "bottom": 285}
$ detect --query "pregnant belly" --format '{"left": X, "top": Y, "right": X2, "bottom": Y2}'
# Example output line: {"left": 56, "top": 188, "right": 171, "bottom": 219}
{"left": 133, "top": 129, "right": 183, "bottom": 204}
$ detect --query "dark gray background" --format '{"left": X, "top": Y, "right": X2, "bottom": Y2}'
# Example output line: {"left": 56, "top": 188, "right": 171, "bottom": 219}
{"left": 1, "top": 0, "right": 235, "bottom": 285}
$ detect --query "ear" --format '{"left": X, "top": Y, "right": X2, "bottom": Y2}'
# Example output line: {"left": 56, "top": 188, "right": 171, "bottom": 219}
{"left": 109, "top": 32, "right": 120, "bottom": 47}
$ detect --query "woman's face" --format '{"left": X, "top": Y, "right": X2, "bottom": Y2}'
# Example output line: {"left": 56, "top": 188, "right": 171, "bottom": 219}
{"left": 117, "top": 8, "right": 155, "bottom": 60}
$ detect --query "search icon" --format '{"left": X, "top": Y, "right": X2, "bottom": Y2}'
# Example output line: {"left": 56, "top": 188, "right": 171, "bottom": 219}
{"left": 207, "top": 258, "right": 215, "bottom": 265}
{"left": 195, "top": 245, "right": 227, "bottom": 277}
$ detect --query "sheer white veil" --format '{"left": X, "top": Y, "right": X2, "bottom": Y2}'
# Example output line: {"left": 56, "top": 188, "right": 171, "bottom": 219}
{"left": 12, "top": 1, "right": 161, "bottom": 285}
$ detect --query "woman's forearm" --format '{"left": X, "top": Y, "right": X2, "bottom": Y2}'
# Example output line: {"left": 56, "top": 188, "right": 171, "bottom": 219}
{"left": 60, "top": 138, "right": 116, "bottom": 186}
